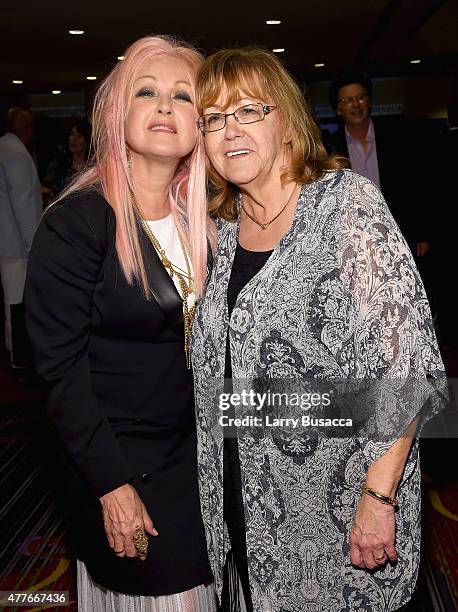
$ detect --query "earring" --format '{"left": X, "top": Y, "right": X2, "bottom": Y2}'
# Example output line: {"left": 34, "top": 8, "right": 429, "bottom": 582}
{"left": 126, "top": 144, "right": 132, "bottom": 175}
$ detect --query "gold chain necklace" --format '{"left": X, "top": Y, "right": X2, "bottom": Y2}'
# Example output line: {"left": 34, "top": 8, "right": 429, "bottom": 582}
{"left": 128, "top": 185, "right": 195, "bottom": 369}
{"left": 242, "top": 184, "right": 298, "bottom": 230}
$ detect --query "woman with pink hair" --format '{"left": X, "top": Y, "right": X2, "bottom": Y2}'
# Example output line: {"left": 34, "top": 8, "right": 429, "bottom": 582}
{"left": 25, "top": 36, "right": 216, "bottom": 610}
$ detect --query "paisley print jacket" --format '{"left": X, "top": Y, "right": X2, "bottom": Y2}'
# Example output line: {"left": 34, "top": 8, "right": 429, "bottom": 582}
{"left": 191, "top": 170, "right": 445, "bottom": 612}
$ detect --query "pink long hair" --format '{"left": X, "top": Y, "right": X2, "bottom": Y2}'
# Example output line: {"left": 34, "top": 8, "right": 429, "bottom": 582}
{"left": 57, "top": 35, "right": 211, "bottom": 296}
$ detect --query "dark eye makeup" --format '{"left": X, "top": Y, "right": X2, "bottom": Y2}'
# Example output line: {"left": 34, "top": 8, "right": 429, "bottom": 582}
{"left": 174, "top": 91, "right": 192, "bottom": 103}
{"left": 134, "top": 88, "right": 192, "bottom": 103}
{"left": 135, "top": 88, "right": 156, "bottom": 98}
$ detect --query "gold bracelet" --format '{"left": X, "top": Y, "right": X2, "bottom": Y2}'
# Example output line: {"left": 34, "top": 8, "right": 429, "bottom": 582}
{"left": 362, "top": 485, "right": 398, "bottom": 508}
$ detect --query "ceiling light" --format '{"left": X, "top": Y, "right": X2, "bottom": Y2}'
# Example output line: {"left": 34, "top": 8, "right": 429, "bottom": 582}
{"left": 12, "top": 79, "right": 23, "bottom": 84}
{"left": 52, "top": 90, "right": 62, "bottom": 95}
{"left": 69, "top": 30, "right": 85, "bottom": 35}
{"left": 314, "top": 63, "right": 325, "bottom": 68}
{"left": 117, "top": 55, "right": 125, "bottom": 61}
{"left": 272, "top": 48, "right": 285, "bottom": 53}
{"left": 266, "top": 20, "right": 281, "bottom": 25}
{"left": 86, "top": 76, "right": 97, "bottom": 80}
{"left": 410, "top": 59, "right": 421, "bottom": 64}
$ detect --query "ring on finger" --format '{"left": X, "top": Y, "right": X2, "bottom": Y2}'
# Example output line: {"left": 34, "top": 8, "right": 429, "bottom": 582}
{"left": 133, "top": 527, "right": 148, "bottom": 556}
{"left": 114, "top": 548, "right": 125, "bottom": 555}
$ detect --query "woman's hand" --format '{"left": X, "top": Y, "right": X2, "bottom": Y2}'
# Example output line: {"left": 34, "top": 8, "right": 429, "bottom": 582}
{"left": 349, "top": 493, "right": 397, "bottom": 569}
{"left": 100, "top": 483, "right": 158, "bottom": 560}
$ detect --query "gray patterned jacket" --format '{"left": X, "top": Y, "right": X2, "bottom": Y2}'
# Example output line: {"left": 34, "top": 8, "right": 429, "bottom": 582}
{"left": 191, "top": 170, "right": 444, "bottom": 611}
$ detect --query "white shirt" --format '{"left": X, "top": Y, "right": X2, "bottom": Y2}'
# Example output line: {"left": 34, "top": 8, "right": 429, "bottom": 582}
{"left": 345, "top": 119, "right": 381, "bottom": 189}
{"left": 145, "top": 213, "right": 195, "bottom": 309}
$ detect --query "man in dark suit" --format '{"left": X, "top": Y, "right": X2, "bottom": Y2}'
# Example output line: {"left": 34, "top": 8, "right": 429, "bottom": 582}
{"left": 326, "top": 72, "right": 428, "bottom": 256}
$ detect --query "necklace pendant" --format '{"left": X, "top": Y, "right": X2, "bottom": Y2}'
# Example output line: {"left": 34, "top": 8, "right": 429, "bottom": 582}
{"left": 260, "top": 223, "right": 268, "bottom": 230}
{"left": 131, "top": 191, "right": 195, "bottom": 372}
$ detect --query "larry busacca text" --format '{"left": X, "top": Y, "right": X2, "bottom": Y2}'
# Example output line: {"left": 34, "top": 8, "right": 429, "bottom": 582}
{"left": 217, "top": 389, "right": 353, "bottom": 429}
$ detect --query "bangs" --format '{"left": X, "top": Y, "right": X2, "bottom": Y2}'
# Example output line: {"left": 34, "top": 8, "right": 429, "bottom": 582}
{"left": 197, "top": 55, "right": 271, "bottom": 111}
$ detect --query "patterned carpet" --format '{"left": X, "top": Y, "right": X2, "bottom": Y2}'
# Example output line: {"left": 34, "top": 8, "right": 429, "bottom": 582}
{"left": 0, "top": 350, "right": 456, "bottom": 612}
{"left": 0, "top": 369, "right": 77, "bottom": 611}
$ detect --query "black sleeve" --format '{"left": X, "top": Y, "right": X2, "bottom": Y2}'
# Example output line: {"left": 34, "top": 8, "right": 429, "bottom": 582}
{"left": 24, "top": 197, "right": 133, "bottom": 498}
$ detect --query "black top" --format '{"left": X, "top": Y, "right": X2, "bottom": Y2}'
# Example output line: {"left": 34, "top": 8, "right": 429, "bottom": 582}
{"left": 223, "top": 240, "right": 273, "bottom": 471}
{"left": 223, "top": 242, "right": 273, "bottom": 610}
{"left": 24, "top": 189, "right": 211, "bottom": 596}
{"left": 225, "top": 242, "right": 273, "bottom": 378}
{"left": 227, "top": 241, "right": 273, "bottom": 318}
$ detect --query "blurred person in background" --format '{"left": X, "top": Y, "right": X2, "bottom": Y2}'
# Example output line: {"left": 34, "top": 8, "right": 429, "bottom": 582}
{"left": 327, "top": 72, "right": 429, "bottom": 259}
{"left": 0, "top": 107, "right": 41, "bottom": 367}
{"left": 42, "top": 118, "right": 92, "bottom": 201}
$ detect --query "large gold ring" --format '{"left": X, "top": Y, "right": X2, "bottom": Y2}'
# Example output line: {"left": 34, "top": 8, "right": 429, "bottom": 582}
{"left": 133, "top": 527, "right": 148, "bottom": 555}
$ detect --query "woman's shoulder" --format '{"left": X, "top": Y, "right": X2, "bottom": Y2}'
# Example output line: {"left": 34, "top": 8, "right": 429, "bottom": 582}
{"left": 39, "top": 188, "right": 114, "bottom": 250}
{"left": 322, "top": 170, "right": 405, "bottom": 247}
{"left": 48, "top": 187, "right": 111, "bottom": 215}
{"left": 45, "top": 188, "right": 113, "bottom": 227}
{"left": 318, "top": 168, "right": 380, "bottom": 195}
{"left": 320, "top": 169, "right": 388, "bottom": 216}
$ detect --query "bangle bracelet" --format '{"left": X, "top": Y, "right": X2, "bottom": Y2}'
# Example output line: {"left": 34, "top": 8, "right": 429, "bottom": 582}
{"left": 363, "top": 485, "right": 398, "bottom": 508}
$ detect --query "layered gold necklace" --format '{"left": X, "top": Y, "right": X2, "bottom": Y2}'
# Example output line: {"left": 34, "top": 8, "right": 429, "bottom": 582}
{"left": 128, "top": 184, "right": 196, "bottom": 369}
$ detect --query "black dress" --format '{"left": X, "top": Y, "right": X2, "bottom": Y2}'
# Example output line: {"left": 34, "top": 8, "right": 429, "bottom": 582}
{"left": 24, "top": 189, "right": 212, "bottom": 596}
{"left": 223, "top": 242, "right": 273, "bottom": 611}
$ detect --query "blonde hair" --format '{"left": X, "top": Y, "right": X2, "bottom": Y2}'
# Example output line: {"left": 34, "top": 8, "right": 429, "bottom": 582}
{"left": 196, "top": 47, "right": 347, "bottom": 221}
{"left": 55, "top": 35, "right": 212, "bottom": 296}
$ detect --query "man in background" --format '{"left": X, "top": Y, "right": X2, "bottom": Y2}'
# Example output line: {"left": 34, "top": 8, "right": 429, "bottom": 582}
{"left": 327, "top": 71, "right": 428, "bottom": 257}
{"left": 0, "top": 107, "right": 42, "bottom": 367}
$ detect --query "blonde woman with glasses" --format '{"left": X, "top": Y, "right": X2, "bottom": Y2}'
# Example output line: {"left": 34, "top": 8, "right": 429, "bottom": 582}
{"left": 191, "top": 48, "right": 444, "bottom": 612}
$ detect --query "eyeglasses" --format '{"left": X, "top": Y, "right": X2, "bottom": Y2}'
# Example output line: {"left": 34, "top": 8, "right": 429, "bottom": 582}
{"left": 337, "top": 93, "right": 370, "bottom": 107}
{"left": 198, "top": 103, "right": 277, "bottom": 133}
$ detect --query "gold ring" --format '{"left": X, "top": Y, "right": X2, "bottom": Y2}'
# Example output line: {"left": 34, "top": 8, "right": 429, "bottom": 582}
{"left": 133, "top": 527, "right": 148, "bottom": 556}
{"left": 114, "top": 548, "right": 125, "bottom": 554}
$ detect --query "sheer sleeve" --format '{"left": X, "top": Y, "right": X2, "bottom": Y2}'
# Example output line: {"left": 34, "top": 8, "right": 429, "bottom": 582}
{"left": 345, "top": 176, "right": 446, "bottom": 468}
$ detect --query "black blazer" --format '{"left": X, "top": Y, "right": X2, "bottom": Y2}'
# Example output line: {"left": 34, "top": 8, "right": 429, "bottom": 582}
{"left": 24, "top": 189, "right": 211, "bottom": 595}
{"left": 326, "top": 117, "right": 426, "bottom": 247}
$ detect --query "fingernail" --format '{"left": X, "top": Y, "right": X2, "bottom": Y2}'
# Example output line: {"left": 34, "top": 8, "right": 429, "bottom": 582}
{"left": 153, "top": 529, "right": 159, "bottom": 536}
